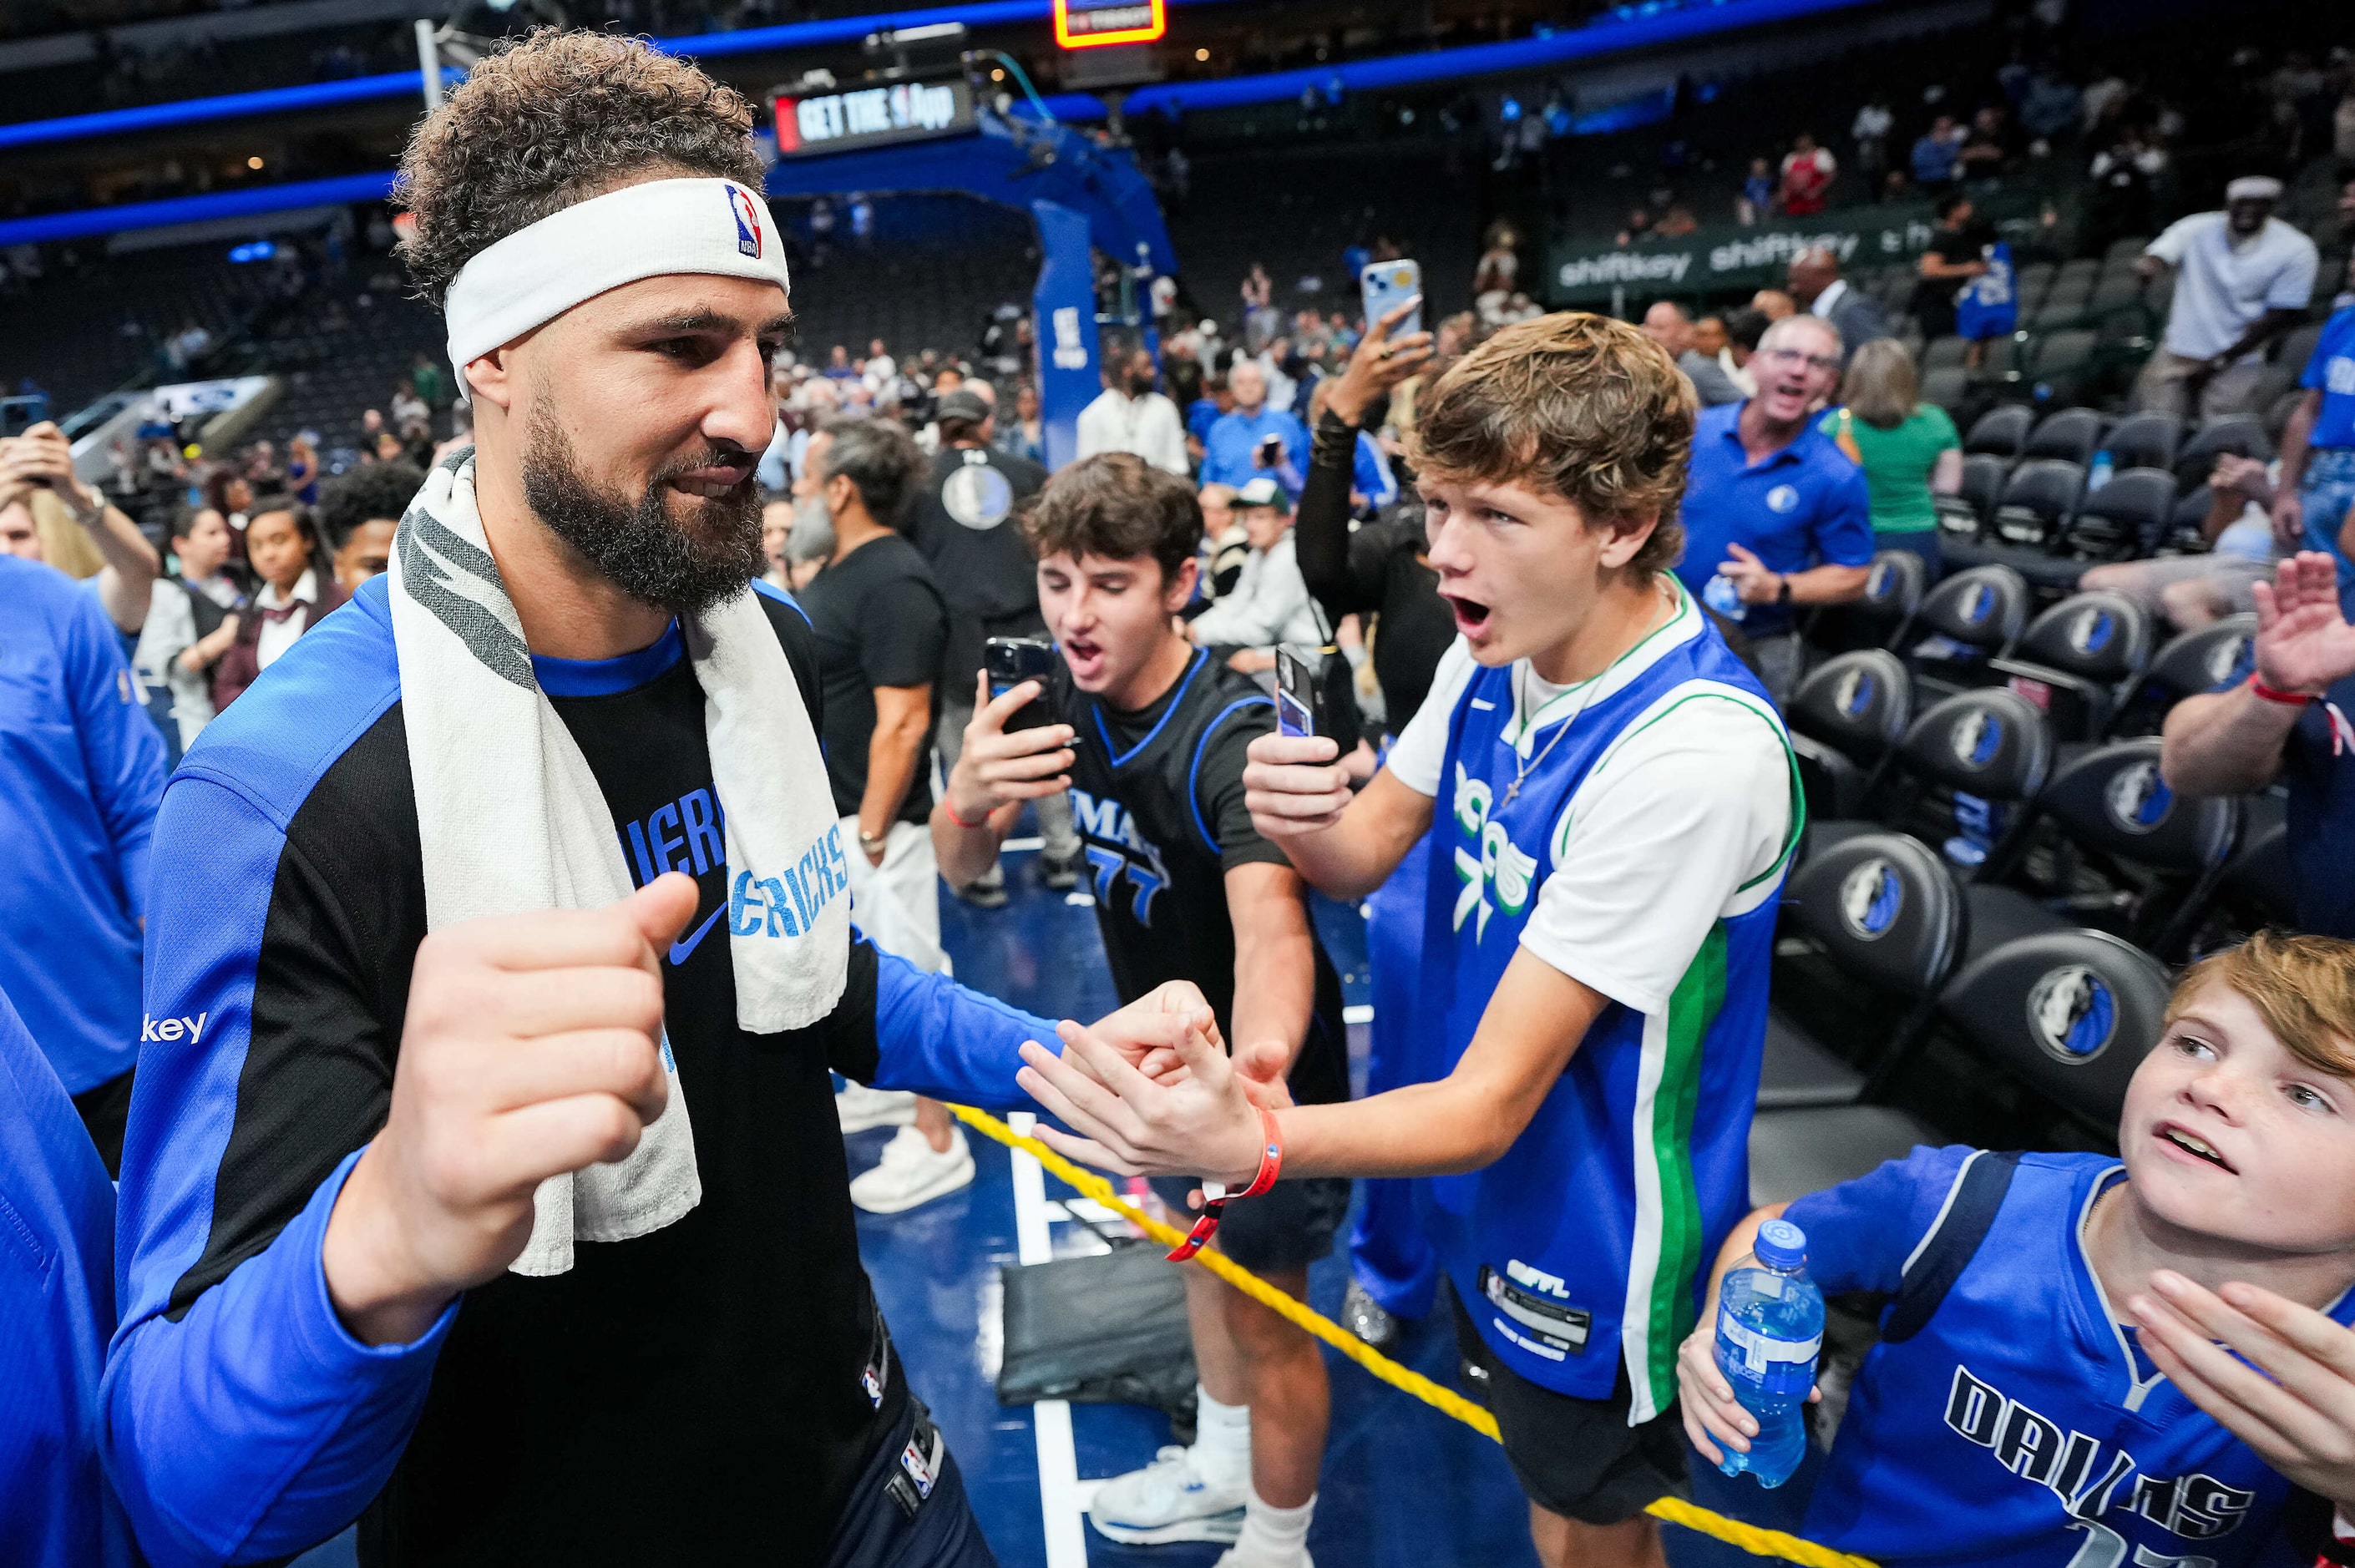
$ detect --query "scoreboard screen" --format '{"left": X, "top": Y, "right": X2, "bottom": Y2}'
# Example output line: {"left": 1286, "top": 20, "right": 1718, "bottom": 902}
{"left": 1053, "top": 0, "right": 1166, "bottom": 48}
{"left": 772, "top": 78, "right": 977, "bottom": 156}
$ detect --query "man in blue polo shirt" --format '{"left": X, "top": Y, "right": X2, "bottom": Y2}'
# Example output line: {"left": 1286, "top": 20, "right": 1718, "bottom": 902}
{"left": 1672, "top": 312, "right": 1873, "bottom": 701}
{"left": 1200, "top": 359, "right": 1309, "bottom": 494}
{"left": 2163, "top": 550, "right": 2355, "bottom": 938}
{"left": 2271, "top": 296, "right": 2355, "bottom": 619}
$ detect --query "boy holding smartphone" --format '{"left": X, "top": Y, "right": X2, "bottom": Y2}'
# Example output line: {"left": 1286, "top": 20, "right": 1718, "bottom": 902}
{"left": 932, "top": 453, "right": 1350, "bottom": 1568}
{"left": 1012, "top": 315, "right": 1800, "bottom": 1568}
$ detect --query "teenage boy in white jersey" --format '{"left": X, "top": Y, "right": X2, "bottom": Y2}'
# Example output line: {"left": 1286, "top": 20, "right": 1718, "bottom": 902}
{"left": 1680, "top": 933, "right": 2355, "bottom": 1567}
{"left": 1016, "top": 313, "right": 1801, "bottom": 1568}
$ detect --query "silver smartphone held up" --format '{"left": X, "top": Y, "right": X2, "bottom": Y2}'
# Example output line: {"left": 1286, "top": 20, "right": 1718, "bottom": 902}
{"left": 1360, "top": 259, "right": 1423, "bottom": 341}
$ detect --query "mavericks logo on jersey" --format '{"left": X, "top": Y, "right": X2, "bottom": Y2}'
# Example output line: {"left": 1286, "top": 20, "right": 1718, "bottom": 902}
{"left": 727, "top": 822, "right": 852, "bottom": 938}
{"left": 1944, "top": 1364, "right": 2254, "bottom": 1549}
{"left": 1451, "top": 762, "right": 1537, "bottom": 943}
{"left": 1072, "top": 787, "right": 1172, "bottom": 923}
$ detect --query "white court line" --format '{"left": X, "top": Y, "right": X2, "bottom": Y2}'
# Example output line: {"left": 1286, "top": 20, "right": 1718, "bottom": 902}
{"left": 1007, "top": 1112, "right": 1092, "bottom": 1568}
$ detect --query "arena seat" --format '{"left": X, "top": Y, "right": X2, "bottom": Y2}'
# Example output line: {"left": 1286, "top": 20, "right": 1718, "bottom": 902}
{"left": 2026, "top": 330, "right": 2100, "bottom": 402}
{"left": 2173, "top": 416, "right": 2273, "bottom": 489}
{"left": 1807, "top": 549, "right": 1927, "bottom": 661}
{"left": 1947, "top": 459, "right": 2090, "bottom": 581}
{"left": 2173, "top": 789, "right": 2296, "bottom": 960}
{"left": 2023, "top": 407, "right": 2104, "bottom": 467}
{"left": 2067, "top": 467, "right": 2177, "bottom": 560}
{"left": 1909, "top": 564, "right": 2031, "bottom": 695}
{"left": 1939, "top": 453, "right": 2009, "bottom": 542}
{"left": 1923, "top": 335, "right": 1971, "bottom": 372}
{"left": 1786, "top": 650, "right": 1912, "bottom": 821}
{"left": 1966, "top": 737, "right": 2241, "bottom": 966}
{"left": 1986, "top": 589, "right": 2155, "bottom": 742}
{"left": 1758, "top": 832, "right": 1968, "bottom": 1112}
{"left": 2276, "top": 321, "right": 2327, "bottom": 377}
{"left": 1964, "top": 403, "right": 2032, "bottom": 460}
{"left": 2111, "top": 614, "right": 2255, "bottom": 736}
{"left": 1937, "top": 928, "right": 2175, "bottom": 1138}
{"left": 2086, "top": 275, "right": 2150, "bottom": 321}
{"left": 1809, "top": 687, "right": 2054, "bottom": 880}
{"left": 1922, "top": 365, "right": 1972, "bottom": 414}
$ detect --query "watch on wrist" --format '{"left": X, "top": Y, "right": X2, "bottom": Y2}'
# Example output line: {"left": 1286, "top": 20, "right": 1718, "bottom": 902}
{"left": 1775, "top": 574, "right": 1793, "bottom": 606}
{"left": 858, "top": 828, "right": 889, "bottom": 857}
{"left": 62, "top": 483, "right": 104, "bottom": 526}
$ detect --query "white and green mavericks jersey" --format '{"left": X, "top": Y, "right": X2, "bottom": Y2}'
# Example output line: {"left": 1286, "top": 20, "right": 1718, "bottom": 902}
{"left": 1380, "top": 583, "right": 1800, "bottom": 1421}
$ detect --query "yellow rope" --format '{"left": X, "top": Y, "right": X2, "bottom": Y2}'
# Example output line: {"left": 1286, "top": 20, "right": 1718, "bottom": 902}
{"left": 947, "top": 1102, "right": 1880, "bottom": 1568}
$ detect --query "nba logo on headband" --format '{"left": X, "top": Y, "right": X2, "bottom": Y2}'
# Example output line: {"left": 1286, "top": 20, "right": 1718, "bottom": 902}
{"left": 730, "top": 187, "right": 763, "bottom": 260}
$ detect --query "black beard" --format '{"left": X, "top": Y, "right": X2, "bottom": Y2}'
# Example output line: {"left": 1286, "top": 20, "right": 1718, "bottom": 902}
{"left": 519, "top": 405, "right": 764, "bottom": 617}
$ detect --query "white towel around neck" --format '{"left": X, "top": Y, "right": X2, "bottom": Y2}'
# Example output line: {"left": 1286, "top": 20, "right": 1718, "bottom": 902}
{"left": 387, "top": 451, "right": 849, "bottom": 1276}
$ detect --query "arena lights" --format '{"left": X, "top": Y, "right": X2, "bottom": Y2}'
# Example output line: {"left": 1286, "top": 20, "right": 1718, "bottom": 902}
{"left": 1053, "top": 0, "right": 1166, "bottom": 49}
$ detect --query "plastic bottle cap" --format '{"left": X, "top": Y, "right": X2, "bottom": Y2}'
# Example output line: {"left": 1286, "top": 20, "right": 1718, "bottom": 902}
{"left": 1755, "top": 1218, "right": 1807, "bottom": 1270}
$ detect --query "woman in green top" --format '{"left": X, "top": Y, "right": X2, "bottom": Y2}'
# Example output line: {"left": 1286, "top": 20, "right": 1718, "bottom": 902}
{"left": 1820, "top": 337, "right": 1962, "bottom": 579}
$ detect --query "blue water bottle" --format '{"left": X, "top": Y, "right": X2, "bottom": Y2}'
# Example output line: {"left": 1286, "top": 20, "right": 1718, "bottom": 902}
{"left": 1702, "top": 573, "right": 1746, "bottom": 623}
{"left": 1713, "top": 1218, "right": 1824, "bottom": 1489}
{"left": 2088, "top": 450, "right": 2114, "bottom": 492}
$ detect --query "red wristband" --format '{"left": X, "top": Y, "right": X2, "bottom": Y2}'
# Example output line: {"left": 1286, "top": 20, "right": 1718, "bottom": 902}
{"left": 939, "top": 793, "right": 991, "bottom": 829}
{"left": 2250, "top": 675, "right": 2318, "bottom": 707}
{"left": 1238, "top": 1106, "right": 1283, "bottom": 1197}
{"left": 1164, "top": 1109, "right": 1284, "bottom": 1262}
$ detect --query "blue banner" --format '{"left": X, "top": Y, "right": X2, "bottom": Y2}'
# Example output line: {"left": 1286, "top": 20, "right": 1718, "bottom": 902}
{"left": 1031, "top": 199, "right": 1101, "bottom": 473}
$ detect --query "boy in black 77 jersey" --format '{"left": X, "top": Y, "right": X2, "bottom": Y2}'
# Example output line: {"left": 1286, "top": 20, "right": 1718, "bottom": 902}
{"left": 932, "top": 453, "right": 1350, "bottom": 1567}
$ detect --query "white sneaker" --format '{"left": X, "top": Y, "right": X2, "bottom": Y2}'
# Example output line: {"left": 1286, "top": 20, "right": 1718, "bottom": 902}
{"left": 836, "top": 1082, "right": 918, "bottom": 1134}
{"left": 1087, "top": 1446, "right": 1248, "bottom": 1545}
{"left": 849, "top": 1125, "right": 975, "bottom": 1214}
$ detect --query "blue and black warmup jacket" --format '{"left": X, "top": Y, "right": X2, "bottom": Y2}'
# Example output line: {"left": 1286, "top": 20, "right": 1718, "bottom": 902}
{"left": 106, "top": 574, "right": 1057, "bottom": 1566}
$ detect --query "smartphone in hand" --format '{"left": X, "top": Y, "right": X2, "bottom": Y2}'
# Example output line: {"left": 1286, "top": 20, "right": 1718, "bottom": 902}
{"left": 1360, "top": 259, "right": 1423, "bottom": 341}
{"left": 984, "top": 637, "right": 1058, "bottom": 735}
{"left": 1275, "top": 647, "right": 1317, "bottom": 740}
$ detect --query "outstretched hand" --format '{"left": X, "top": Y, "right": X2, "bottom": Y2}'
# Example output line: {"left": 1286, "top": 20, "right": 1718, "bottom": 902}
{"left": 1015, "top": 1008, "right": 1269, "bottom": 1186}
{"left": 2132, "top": 1271, "right": 2355, "bottom": 1512}
{"left": 1070, "top": 979, "right": 1224, "bottom": 1087}
{"left": 2251, "top": 552, "right": 2355, "bottom": 697}
{"left": 1326, "top": 296, "right": 1434, "bottom": 427}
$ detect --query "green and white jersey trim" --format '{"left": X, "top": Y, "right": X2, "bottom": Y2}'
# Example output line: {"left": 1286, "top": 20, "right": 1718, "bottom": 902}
{"left": 1621, "top": 923, "right": 1730, "bottom": 1424}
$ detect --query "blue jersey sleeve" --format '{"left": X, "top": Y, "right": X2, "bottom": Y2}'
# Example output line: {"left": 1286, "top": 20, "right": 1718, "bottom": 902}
{"left": 1815, "top": 463, "right": 1879, "bottom": 570}
{"left": 103, "top": 1151, "right": 454, "bottom": 1568}
{"left": 63, "top": 584, "right": 165, "bottom": 919}
{"left": 107, "top": 774, "right": 448, "bottom": 1568}
{"left": 865, "top": 940, "right": 1061, "bottom": 1110}
{"left": 1783, "top": 1143, "right": 1978, "bottom": 1296}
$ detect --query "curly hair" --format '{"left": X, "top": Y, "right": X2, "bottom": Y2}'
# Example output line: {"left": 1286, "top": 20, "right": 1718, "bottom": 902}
{"left": 394, "top": 29, "right": 765, "bottom": 306}
{"left": 317, "top": 460, "right": 426, "bottom": 548}
{"left": 1410, "top": 311, "right": 1697, "bottom": 579}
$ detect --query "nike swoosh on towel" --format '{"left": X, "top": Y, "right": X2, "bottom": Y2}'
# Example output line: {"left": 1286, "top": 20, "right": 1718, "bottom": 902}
{"left": 669, "top": 903, "right": 727, "bottom": 965}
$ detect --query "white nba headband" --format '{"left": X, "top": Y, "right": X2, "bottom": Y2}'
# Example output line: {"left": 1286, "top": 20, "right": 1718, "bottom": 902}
{"left": 442, "top": 177, "right": 791, "bottom": 394}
